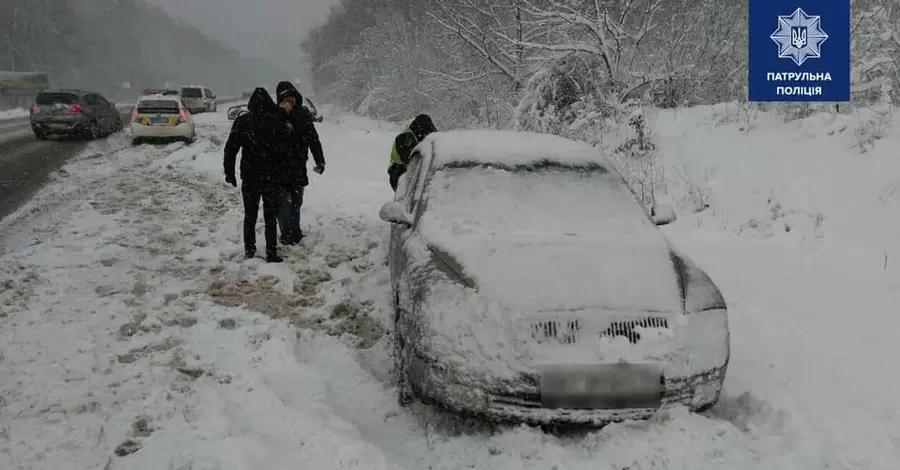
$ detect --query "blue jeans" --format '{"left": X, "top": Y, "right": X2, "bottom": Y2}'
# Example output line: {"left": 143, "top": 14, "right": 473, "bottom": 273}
{"left": 277, "top": 187, "right": 304, "bottom": 243}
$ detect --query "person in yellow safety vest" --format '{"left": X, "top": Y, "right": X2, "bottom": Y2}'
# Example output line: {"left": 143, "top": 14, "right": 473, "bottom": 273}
{"left": 388, "top": 114, "right": 436, "bottom": 191}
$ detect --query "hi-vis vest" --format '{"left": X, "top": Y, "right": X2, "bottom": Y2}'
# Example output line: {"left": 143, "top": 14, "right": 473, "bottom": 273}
{"left": 390, "top": 128, "right": 417, "bottom": 166}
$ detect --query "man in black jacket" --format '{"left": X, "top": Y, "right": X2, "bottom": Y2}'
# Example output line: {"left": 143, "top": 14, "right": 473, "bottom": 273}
{"left": 274, "top": 81, "right": 326, "bottom": 245}
{"left": 224, "top": 87, "right": 289, "bottom": 263}
{"left": 388, "top": 114, "right": 436, "bottom": 191}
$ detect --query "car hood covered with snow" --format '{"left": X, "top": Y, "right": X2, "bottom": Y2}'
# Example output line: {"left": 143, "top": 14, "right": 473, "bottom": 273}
{"left": 408, "top": 228, "right": 687, "bottom": 382}
{"left": 428, "top": 230, "right": 682, "bottom": 314}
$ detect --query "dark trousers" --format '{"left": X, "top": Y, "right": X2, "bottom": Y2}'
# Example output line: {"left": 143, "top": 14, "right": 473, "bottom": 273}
{"left": 388, "top": 163, "right": 407, "bottom": 191}
{"left": 277, "top": 187, "right": 304, "bottom": 242}
{"left": 241, "top": 183, "right": 279, "bottom": 255}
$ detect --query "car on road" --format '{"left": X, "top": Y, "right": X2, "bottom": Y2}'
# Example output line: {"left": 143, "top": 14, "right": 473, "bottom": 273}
{"left": 130, "top": 94, "right": 195, "bottom": 145}
{"left": 379, "top": 130, "right": 730, "bottom": 427}
{"left": 29, "top": 89, "right": 123, "bottom": 140}
{"left": 180, "top": 86, "right": 216, "bottom": 114}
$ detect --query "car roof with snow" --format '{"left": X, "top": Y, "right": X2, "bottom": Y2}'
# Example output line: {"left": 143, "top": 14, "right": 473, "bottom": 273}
{"left": 425, "top": 130, "right": 610, "bottom": 169}
{"left": 138, "top": 94, "right": 180, "bottom": 102}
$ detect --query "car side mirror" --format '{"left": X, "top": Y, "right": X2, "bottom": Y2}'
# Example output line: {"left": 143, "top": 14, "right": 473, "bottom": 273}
{"left": 379, "top": 201, "right": 413, "bottom": 227}
{"left": 650, "top": 204, "right": 677, "bottom": 226}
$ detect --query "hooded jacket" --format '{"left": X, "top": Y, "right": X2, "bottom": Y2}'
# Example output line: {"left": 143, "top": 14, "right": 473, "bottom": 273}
{"left": 224, "top": 88, "right": 289, "bottom": 186}
{"left": 275, "top": 81, "right": 326, "bottom": 188}
{"left": 392, "top": 114, "right": 436, "bottom": 166}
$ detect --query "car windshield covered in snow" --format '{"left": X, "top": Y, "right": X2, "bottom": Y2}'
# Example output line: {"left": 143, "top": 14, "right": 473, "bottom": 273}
{"left": 420, "top": 163, "right": 655, "bottom": 238}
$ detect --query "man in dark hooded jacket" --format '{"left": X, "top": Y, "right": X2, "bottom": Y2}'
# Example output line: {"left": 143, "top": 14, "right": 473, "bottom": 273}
{"left": 274, "top": 81, "right": 326, "bottom": 244}
{"left": 224, "top": 87, "right": 289, "bottom": 263}
{"left": 388, "top": 114, "right": 436, "bottom": 191}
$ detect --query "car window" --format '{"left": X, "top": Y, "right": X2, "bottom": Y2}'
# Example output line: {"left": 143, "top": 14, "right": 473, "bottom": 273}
{"left": 421, "top": 165, "right": 657, "bottom": 236}
{"left": 137, "top": 99, "right": 180, "bottom": 114}
{"left": 83, "top": 94, "right": 99, "bottom": 106}
{"left": 181, "top": 88, "right": 202, "bottom": 98}
{"left": 95, "top": 95, "right": 111, "bottom": 107}
{"left": 35, "top": 93, "right": 78, "bottom": 105}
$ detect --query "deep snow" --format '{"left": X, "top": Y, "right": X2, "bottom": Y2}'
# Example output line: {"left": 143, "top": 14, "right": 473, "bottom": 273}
{"left": 0, "top": 103, "right": 898, "bottom": 469}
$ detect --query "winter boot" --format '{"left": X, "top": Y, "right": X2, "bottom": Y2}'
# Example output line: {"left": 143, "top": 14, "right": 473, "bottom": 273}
{"left": 266, "top": 251, "right": 283, "bottom": 263}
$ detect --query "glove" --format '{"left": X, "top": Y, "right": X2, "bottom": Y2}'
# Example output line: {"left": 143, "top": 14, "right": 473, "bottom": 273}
{"left": 313, "top": 165, "right": 325, "bottom": 175}
{"left": 225, "top": 175, "right": 237, "bottom": 187}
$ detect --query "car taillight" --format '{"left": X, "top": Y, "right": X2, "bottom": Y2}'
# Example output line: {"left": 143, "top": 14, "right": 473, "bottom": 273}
{"left": 30, "top": 104, "right": 37, "bottom": 113}
{"left": 179, "top": 108, "right": 187, "bottom": 122}
{"left": 131, "top": 108, "right": 138, "bottom": 122}
{"left": 69, "top": 104, "right": 83, "bottom": 112}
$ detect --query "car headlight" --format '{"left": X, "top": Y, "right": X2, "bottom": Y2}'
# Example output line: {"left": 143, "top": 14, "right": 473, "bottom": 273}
{"left": 671, "top": 252, "right": 726, "bottom": 314}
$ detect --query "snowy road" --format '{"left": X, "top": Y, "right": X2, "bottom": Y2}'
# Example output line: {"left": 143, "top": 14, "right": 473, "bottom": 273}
{"left": 0, "top": 108, "right": 897, "bottom": 470}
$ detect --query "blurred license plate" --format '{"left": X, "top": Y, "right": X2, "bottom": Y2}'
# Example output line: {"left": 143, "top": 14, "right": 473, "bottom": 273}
{"left": 149, "top": 116, "right": 171, "bottom": 125}
{"left": 539, "top": 363, "right": 663, "bottom": 410}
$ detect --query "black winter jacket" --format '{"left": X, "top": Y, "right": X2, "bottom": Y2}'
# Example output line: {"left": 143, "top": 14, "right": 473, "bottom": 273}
{"left": 275, "top": 81, "right": 326, "bottom": 188}
{"left": 224, "top": 88, "right": 290, "bottom": 187}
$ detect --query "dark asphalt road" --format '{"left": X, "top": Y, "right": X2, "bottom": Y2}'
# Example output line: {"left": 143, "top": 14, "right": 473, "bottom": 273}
{"left": 0, "top": 97, "right": 239, "bottom": 223}
{"left": 0, "top": 133, "right": 89, "bottom": 221}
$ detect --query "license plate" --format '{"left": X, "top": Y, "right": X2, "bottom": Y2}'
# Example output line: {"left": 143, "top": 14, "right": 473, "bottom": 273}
{"left": 149, "top": 116, "right": 171, "bottom": 125}
{"left": 538, "top": 363, "right": 663, "bottom": 410}
{"left": 49, "top": 123, "right": 70, "bottom": 129}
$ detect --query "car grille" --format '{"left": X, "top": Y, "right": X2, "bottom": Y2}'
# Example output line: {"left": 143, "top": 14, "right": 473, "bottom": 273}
{"left": 600, "top": 317, "right": 668, "bottom": 344}
{"left": 531, "top": 317, "right": 669, "bottom": 345}
{"left": 531, "top": 319, "right": 581, "bottom": 344}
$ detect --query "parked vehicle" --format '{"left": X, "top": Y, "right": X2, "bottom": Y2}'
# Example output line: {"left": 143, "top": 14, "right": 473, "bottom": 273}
{"left": 180, "top": 86, "right": 216, "bottom": 114}
{"left": 130, "top": 93, "right": 195, "bottom": 145}
{"left": 379, "top": 130, "right": 729, "bottom": 427}
{"left": 29, "top": 89, "right": 123, "bottom": 140}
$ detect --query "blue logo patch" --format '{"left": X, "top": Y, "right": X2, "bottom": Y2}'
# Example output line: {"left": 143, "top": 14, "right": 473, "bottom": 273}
{"left": 749, "top": 0, "right": 849, "bottom": 102}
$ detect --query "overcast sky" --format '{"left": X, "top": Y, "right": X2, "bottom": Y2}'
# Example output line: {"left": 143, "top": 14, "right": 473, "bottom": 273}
{"left": 148, "top": 0, "right": 340, "bottom": 80}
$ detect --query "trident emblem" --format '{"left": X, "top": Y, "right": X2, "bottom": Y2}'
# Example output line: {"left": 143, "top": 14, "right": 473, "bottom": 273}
{"left": 791, "top": 26, "right": 807, "bottom": 49}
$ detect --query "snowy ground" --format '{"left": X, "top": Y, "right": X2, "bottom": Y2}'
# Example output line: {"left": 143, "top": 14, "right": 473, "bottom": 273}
{"left": 1, "top": 105, "right": 898, "bottom": 470}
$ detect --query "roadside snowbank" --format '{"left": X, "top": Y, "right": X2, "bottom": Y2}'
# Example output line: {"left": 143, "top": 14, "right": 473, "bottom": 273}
{"left": 0, "top": 107, "right": 28, "bottom": 120}
{"left": 642, "top": 103, "right": 900, "bottom": 255}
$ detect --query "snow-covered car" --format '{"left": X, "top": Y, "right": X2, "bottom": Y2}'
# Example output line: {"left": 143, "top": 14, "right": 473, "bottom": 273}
{"left": 130, "top": 94, "right": 195, "bottom": 145}
{"left": 302, "top": 96, "right": 323, "bottom": 122}
{"left": 379, "top": 130, "right": 730, "bottom": 427}
{"left": 227, "top": 104, "right": 248, "bottom": 120}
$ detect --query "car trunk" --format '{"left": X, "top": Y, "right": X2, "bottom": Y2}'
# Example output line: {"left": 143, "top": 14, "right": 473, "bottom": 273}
{"left": 34, "top": 93, "right": 82, "bottom": 118}
{"left": 136, "top": 100, "right": 181, "bottom": 126}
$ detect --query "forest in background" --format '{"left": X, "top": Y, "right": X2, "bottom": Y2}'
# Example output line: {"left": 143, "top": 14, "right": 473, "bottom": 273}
{"left": 0, "top": 0, "right": 289, "bottom": 100}
{"left": 303, "top": 0, "right": 900, "bottom": 130}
